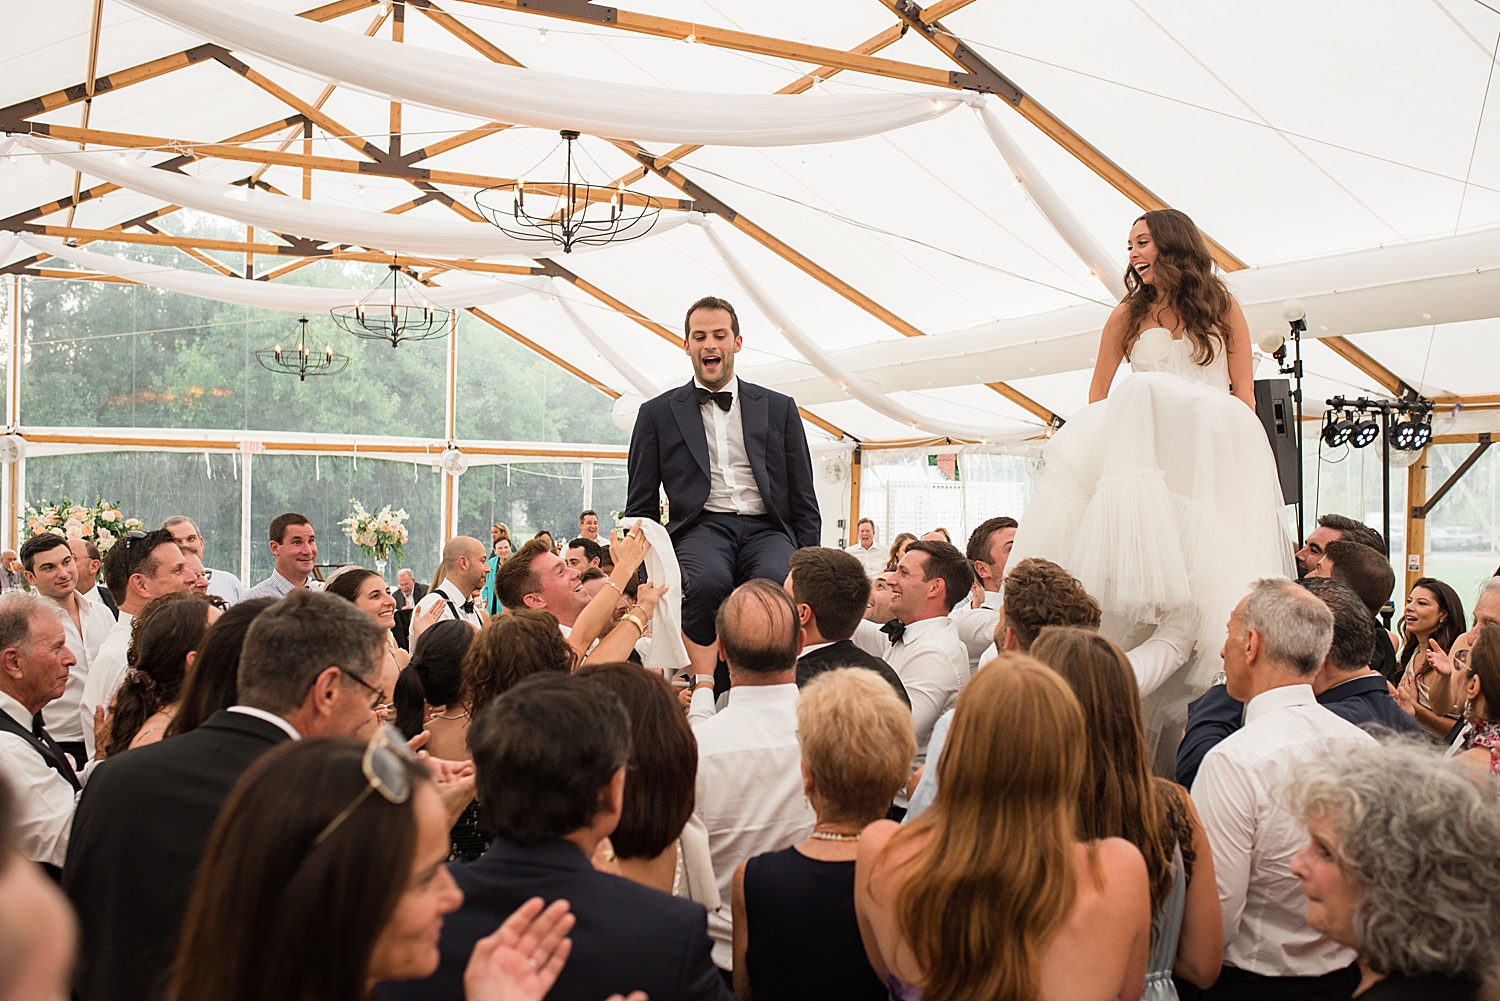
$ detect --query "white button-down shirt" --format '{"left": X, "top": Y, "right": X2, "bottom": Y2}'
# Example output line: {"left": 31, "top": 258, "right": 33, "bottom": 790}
{"left": 950, "top": 588, "right": 1002, "bottom": 671}
{"left": 0, "top": 689, "right": 81, "bottom": 867}
{"left": 854, "top": 615, "right": 969, "bottom": 779}
{"left": 1192, "top": 684, "right": 1377, "bottom": 977}
{"left": 692, "top": 682, "right": 815, "bottom": 969}
{"left": 844, "top": 541, "right": 888, "bottom": 577}
{"left": 205, "top": 566, "right": 245, "bottom": 605}
{"left": 78, "top": 611, "right": 134, "bottom": 760}
{"left": 41, "top": 592, "right": 116, "bottom": 744}
{"left": 697, "top": 377, "right": 767, "bottom": 517}
{"left": 246, "top": 568, "right": 304, "bottom": 601}
{"left": 415, "top": 579, "right": 485, "bottom": 629}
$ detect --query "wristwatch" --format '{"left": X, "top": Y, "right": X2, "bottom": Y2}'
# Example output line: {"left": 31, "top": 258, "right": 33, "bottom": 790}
{"left": 693, "top": 674, "right": 716, "bottom": 691}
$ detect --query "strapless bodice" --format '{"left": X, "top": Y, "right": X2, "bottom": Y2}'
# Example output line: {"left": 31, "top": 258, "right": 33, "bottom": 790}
{"left": 1130, "top": 336, "right": 1231, "bottom": 394}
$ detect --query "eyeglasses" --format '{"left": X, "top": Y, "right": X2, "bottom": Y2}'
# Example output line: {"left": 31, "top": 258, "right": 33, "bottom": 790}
{"left": 347, "top": 669, "right": 387, "bottom": 711}
{"left": 314, "top": 723, "right": 418, "bottom": 845}
{"left": 121, "top": 529, "right": 148, "bottom": 551}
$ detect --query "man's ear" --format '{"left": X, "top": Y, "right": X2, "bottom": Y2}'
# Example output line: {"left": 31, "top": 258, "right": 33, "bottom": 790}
{"left": 1244, "top": 627, "right": 1264, "bottom": 667}
{"left": 522, "top": 592, "right": 547, "bottom": 610}
{"left": 307, "top": 665, "right": 343, "bottom": 717}
{"left": 0, "top": 647, "right": 23, "bottom": 681}
{"left": 1003, "top": 627, "right": 1021, "bottom": 652}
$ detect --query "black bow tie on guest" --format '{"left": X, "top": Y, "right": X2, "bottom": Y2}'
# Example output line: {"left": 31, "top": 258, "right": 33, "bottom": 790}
{"left": 695, "top": 387, "right": 733, "bottom": 412}
{"left": 881, "top": 618, "right": 906, "bottom": 644}
{"left": 461, "top": 599, "right": 476, "bottom": 615}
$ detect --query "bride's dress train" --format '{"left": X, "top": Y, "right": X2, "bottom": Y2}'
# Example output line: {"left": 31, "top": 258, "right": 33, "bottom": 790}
{"left": 1010, "top": 333, "right": 1295, "bottom": 755}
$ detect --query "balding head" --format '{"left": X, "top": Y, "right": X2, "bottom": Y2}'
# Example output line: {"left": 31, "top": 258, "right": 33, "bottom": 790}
{"left": 715, "top": 579, "right": 803, "bottom": 679}
{"left": 442, "top": 536, "right": 488, "bottom": 594}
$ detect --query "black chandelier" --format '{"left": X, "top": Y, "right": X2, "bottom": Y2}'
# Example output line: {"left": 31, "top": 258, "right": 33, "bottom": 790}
{"left": 473, "top": 130, "right": 663, "bottom": 254}
{"left": 330, "top": 264, "right": 452, "bottom": 347}
{"left": 255, "top": 317, "right": 350, "bottom": 382}
{"left": 1321, "top": 396, "right": 1432, "bottom": 451}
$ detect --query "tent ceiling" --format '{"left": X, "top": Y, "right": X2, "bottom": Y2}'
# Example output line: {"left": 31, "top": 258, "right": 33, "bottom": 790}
{"left": 2, "top": 0, "right": 1498, "bottom": 443}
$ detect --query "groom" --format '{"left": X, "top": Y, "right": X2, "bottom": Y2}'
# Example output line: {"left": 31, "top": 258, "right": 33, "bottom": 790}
{"left": 626, "top": 296, "right": 821, "bottom": 682}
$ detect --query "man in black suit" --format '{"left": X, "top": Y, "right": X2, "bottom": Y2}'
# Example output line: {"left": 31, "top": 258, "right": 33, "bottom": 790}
{"left": 381, "top": 673, "right": 732, "bottom": 1001}
{"left": 785, "top": 547, "right": 909, "bottom": 707}
{"left": 63, "top": 589, "right": 437, "bottom": 1001}
{"left": 391, "top": 567, "right": 429, "bottom": 610}
{"left": 627, "top": 296, "right": 820, "bottom": 682}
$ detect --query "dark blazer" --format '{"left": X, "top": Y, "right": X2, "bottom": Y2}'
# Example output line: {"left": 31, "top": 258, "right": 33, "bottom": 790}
{"left": 380, "top": 837, "right": 734, "bottom": 1001}
{"left": 392, "top": 582, "right": 429, "bottom": 610}
{"left": 63, "top": 710, "right": 293, "bottom": 1001}
{"left": 626, "top": 380, "right": 820, "bottom": 547}
{"left": 798, "top": 640, "right": 911, "bottom": 708}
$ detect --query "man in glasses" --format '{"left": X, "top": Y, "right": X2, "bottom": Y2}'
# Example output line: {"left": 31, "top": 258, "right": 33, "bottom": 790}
{"left": 76, "top": 529, "right": 197, "bottom": 759}
{"left": 162, "top": 516, "right": 244, "bottom": 606}
{"left": 63, "top": 588, "right": 475, "bottom": 1001}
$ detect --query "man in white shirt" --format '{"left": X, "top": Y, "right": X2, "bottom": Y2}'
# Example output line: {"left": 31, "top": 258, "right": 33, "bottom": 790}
{"left": 162, "top": 516, "right": 244, "bottom": 605}
{"left": 415, "top": 536, "right": 488, "bottom": 630}
{"left": 864, "top": 569, "right": 896, "bottom": 624}
{"left": 21, "top": 535, "right": 115, "bottom": 769}
{"left": 1193, "top": 578, "right": 1375, "bottom": 999}
{"left": 844, "top": 517, "right": 886, "bottom": 577}
{"left": 564, "top": 537, "right": 604, "bottom": 573}
{"left": 0, "top": 592, "right": 81, "bottom": 869}
{"left": 576, "top": 509, "right": 601, "bottom": 543}
{"left": 689, "top": 579, "right": 815, "bottom": 972}
{"left": 950, "top": 516, "right": 1016, "bottom": 669}
{"left": 67, "top": 539, "right": 117, "bottom": 618}
{"left": 78, "top": 529, "right": 197, "bottom": 759}
{"left": 852, "top": 539, "right": 972, "bottom": 799}
{"left": 245, "top": 512, "right": 318, "bottom": 600}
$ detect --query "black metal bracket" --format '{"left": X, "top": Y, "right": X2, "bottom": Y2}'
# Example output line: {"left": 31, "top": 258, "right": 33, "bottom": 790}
{"left": 514, "top": 0, "right": 618, "bottom": 24}
{"left": 1412, "top": 433, "right": 1491, "bottom": 520}
{"left": 887, "top": 0, "right": 1025, "bottom": 103}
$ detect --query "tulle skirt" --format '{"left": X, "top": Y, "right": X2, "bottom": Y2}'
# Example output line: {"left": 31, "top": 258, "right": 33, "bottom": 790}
{"left": 1011, "top": 371, "right": 1295, "bottom": 738}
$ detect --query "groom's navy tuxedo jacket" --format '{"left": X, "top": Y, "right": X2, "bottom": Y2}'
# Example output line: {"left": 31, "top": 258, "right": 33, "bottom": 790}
{"left": 626, "top": 379, "right": 821, "bottom": 547}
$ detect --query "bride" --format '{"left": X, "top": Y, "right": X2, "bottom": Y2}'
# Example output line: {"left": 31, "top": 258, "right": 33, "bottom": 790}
{"left": 1010, "top": 208, "right": 1295, "bottom": 707}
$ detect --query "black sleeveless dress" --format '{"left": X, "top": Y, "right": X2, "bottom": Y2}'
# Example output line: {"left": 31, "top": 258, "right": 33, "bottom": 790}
{"left": 742, "top": 846, "right": 886, "bottom": 1001}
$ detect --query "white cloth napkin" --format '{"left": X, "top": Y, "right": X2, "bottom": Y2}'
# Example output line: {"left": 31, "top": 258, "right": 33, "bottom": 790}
{"left": 617, "top": 516, "right": 690, "bottom": 676}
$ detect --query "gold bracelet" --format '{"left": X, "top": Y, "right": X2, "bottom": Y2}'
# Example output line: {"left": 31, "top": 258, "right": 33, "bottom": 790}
{"left": 620, "top": 613, "right": 646, "bottom": 635}
{"left": 603, "top": 578, "right": 624, "bottom": 597}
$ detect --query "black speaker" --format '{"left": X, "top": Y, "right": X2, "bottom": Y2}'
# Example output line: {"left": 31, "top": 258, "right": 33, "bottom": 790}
{"left": 1254, "top": 378, "right": 1300, "bottom": 504}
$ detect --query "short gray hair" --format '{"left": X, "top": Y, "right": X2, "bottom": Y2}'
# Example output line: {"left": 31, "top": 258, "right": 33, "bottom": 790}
{"left": 1241, "top": 577, "right": 1333, "bottom": 676}
{"left": 236, "top": 589, "right": 385, "bottom": 715}
{"left": 1289, "top": 739, "right": 1500, "bottom": 980}
{"left": 1478, "top": 576, "right": 1500, "bottom": 604}
{"left": 0, "top": 592, "right": 49, "bottom": 655}
{"left": 160, "top": 516, "right": 197, "bottom": 533}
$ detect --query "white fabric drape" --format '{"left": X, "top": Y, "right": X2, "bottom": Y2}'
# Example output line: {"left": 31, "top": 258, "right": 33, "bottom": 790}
{"left": 973, "top": 101, "right": 1127, "bottom": 302}
{"left": 697, "top": 220, "right": 1037, "bottom": 442}
{"left": 18, "top": 137, "right": 689, "bottom": 260}
{"left": 553, "top": 287, "right": 662, "bottom": 399}
{"left": 22, "top": 237, "right": 543, "bottom": 312}
{"left": 120, "top": 0, "right": 963, "bottom": 147}
{"left": 618, "top": 516, "right": 690, "bottom": 676}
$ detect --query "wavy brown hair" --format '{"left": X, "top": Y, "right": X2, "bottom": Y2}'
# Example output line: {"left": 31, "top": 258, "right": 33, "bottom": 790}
{"left": 1121, "top": 208, "right": 1232, "bottom": 366}
{"left": 881, "top": 654, "right": 1089, "bottom": 1001}
{"left": 1030, "top": 627, "right": 1182, "bottom": 929}
{"left": 461, "top": 608, "right": 574, "bottom": 720}
{"left": 104, "top": 592, "right": 216, "bottom": 757}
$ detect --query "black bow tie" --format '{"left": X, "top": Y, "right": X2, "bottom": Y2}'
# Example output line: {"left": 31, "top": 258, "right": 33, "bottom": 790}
{"left": 880, "top": 618, "right": 906, "bottom": 644}
{"left": 461, "top": 599, "right": 475, "bottom": 615}
{"left": 695, "top": 387, "right": 733, "bottom": 412}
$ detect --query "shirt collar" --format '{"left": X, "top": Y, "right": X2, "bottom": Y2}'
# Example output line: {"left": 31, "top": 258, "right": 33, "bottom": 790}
{"left": 895, "top": 615, "right": 949, "bottom": 640}
{"left": 693, "top": 375, "right": 738, "bottom": 399}
{"left": 438, "top": 580, "right": 469, "bottom": 605}
{"left": 0, "top": 689, "right": 31, "bottom": 729}
{"left": 227, "top": 705, "right": 302, "bottom": 740}
{"left": 801, "top": 640, "right": 835, "bottom": 656}
{"left": 1244, "top": 683, "right": 1317, "bottom": 725}
{"left": 725, "top": 682, "right": 800, "bottom": 707}
{"left": 980, "top": 588, "right": 1003, "bottom": 611}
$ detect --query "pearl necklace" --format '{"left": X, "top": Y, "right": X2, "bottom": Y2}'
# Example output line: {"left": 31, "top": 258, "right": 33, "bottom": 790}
{"left": 809, "top": 830, "right": 861, "bottom": 842}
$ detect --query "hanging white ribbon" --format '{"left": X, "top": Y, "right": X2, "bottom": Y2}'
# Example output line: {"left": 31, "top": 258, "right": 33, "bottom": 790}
{"left": 21, "top": 236, "right": 544, "bottom": 313}
{"left": 972, "top": 99, "right": 1127, "bottom": 302}
{"left": 698, "top": 219, "right": 1036, "bottom": 441}
{"left": 553, "top": 283, "right": 662, "bottom": 398}
{"left": 17, "top": 136, "right": 690, "bottom": 260}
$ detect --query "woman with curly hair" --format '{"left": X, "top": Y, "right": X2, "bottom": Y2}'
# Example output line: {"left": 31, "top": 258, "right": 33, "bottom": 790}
{"left": 99, "top": 591, "right": 220, "bottom": 757}
{"left": 1009, "top": 208, "right": 1295, "bottom": 699}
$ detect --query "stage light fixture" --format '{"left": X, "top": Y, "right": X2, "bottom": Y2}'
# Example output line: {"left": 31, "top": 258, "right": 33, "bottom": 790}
{"left": 1350, "top": 416, "right": 1381, "bottom": 449}
{"left": 1389, "top": 413, "right": 1432, "bottom": 451}
{"left": 1322, "top": 411, "right": 1355, "bottom": 447}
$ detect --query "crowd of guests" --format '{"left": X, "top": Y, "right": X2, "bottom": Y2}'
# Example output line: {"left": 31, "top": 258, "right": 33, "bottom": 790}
{"left": 1, "top": 505, "right": 1498, "bottom": 1001}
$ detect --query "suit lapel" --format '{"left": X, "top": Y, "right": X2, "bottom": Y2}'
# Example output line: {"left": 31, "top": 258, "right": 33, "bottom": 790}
{"left": 738, "top": 380, "right": 773, "bottom": 500}
{"left": 670, "top": 383, "right": 711, "bottom": 480}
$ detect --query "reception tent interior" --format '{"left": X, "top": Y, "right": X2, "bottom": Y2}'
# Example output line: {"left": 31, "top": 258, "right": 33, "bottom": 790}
{"left": 1, "top": 0, "right": 1498, "bottom": 608}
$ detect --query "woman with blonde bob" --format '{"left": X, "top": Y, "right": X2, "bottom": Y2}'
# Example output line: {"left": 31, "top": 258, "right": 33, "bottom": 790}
{"left": 1288, "top": 739, "right": 1500, "bottom": 998}
{"left": 855, "top": 654, "right": 1150, "bottom": 1001}
{"left": 732, "top": 668, "right": 915, "bottom": 1000}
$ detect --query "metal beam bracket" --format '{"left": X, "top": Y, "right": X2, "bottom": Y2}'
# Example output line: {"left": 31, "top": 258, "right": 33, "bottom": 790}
{"left": 515, "top": 0, "right": 618, "bottom": 23}
{"left": 1412, "top": 434, "right": 1491, "bottom": 519}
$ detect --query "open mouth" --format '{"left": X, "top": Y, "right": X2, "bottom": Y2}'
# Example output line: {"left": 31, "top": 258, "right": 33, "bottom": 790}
{"left": 700, "top": 353, "right": 723, "bottom": 372}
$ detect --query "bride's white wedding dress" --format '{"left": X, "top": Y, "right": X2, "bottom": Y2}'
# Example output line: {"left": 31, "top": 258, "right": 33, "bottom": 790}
{"left": 1010, "top": 332, "right": 1295, "bottom": 703}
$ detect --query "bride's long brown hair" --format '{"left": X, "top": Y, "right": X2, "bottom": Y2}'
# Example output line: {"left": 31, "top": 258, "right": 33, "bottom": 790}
{"left": 882, "top": 655, "right": 1090, "bottom": 1001}
{"left": 1121, "top": 208, "right": 1232, "bottom": 366}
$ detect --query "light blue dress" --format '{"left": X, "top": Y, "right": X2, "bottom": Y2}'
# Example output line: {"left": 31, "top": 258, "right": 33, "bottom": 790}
{"left": 1144, "top": 843, "right": 1187, "bottom": 1001}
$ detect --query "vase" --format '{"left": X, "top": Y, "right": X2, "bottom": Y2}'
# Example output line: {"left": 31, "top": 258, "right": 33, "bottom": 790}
{"left": 374, "top": 555, "right": 388, "bottom": 579}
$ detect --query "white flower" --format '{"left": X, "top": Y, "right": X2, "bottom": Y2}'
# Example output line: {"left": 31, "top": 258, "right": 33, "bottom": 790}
{"left": 97, "top": 528, "right": 114, "bottom": 544}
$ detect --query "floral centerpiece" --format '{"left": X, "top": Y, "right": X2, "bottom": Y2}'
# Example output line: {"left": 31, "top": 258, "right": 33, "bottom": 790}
{"left": 23, "top": 497, "right": 142, "bottom": 552}
{"left": 339, "top": 500, "right": 409, "bottom": 575}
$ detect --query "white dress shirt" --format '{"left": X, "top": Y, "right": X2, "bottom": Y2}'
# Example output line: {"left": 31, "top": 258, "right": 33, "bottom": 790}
{"left": 41, "top": 593, "right": 117, "bottom": 744}
{"left": 0, "top": 689, "right": 81, "bottom": 867}
{"left": 974, "top": 608, "right": 1195, "bottom": 700}
{"left": 1192, "top": 684, "right": 1377, "bottom": 977}
{"left": 854, "top": 615, "right": 969, "bottom": 800}
{"left": 697, "top": 377, "right": 767, "bottom": 516}
{"left": 844, "top": 541, "right": 888, "bottom": 577}
{"left": 416, "top": 580, "right": 485, "bottom": 629}
{"left": 204, "top": 566, "right": 245, "bottom": 605}
{"left": 246, "top": 568, "right": 305, "bottom": 601}
{"left": 226, "top": 705, "right": 302, "bottom": 741}
{"left": 79, "top": 583, "right": 111, "bottom": 610}
{"left": 78, "top": 611, "right": 134, "bottom": 760}
{"left": 692, "top": 683, "right": 815, "bottom": 969}
{"left": 950, "top": 589, "right": 1002, "bottom": 671}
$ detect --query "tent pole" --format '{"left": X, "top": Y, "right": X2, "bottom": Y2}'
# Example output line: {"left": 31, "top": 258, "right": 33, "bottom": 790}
{"left": 1405, "top": 451, "right": 1428, "bottom": 598}
{"left": 239, "top": 447, "right": 253, "bottom": 586}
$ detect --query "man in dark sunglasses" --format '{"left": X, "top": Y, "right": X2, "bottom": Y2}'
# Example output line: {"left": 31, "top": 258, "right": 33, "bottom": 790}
{"left": 62, "top": 588, "right": 474, "bottom": 1001}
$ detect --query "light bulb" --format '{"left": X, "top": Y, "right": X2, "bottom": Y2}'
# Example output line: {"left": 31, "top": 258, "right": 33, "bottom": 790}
{"left": 684, "top": 31, "right": 696, "bottom": 43}
{"left": 538, "top": 27, "right": 547, "bottom": 45}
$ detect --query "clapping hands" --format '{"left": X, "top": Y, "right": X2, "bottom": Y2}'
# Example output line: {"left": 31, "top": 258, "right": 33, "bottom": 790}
{"left": 463, "top": 896, "right": 647, "bottom": 1001}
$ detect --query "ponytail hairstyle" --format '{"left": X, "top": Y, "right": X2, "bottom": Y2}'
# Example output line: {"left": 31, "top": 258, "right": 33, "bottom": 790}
{"left": 1121, "top": 208, "right": 1232, "bottom": 367}
{"left": 104, "top": 592, "right": 216, "bottom": 756}
{"left": 392, "top": 620, "right": 471, "bottom": 739}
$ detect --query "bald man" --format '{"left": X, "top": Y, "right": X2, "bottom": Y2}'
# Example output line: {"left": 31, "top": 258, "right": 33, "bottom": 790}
{"left": 414, "top": 536, "right": 488, "bottom": 629}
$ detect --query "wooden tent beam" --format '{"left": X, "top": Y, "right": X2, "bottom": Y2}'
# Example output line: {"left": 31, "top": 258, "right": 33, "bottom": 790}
{"left": 1318, "top": 335, "right": 1415, "bottom": 398}
{"left": 466, "top": 308, "right": 620, "bottom": 397}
